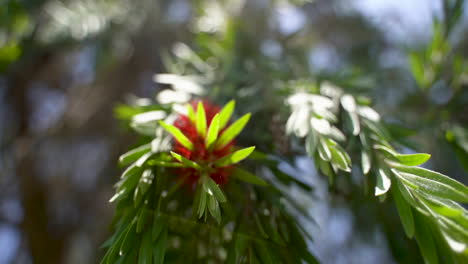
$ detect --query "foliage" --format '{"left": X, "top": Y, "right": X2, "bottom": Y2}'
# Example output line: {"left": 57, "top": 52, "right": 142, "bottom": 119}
{"left": 102, "top": 0, "right": 468, "bottom": 263}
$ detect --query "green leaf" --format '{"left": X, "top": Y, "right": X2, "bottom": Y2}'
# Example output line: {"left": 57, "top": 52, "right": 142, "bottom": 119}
{"left": 218, "top": 100, "right": 235, "bottom": 129}
{"left": 198, "top": 189, "right": 207, "bottom": 218}
{"left": 170, "top": 152, "right": 202, "bottom": 170}
{"left": 392, "top": 165, "right": 468, "bottom": 202}
{"left": 196, "top": 101, "right": 207, "bottom": 137}
{"left": 409, "top": 52, "right": 427, "bottom": 89}
{"left": 206, "top": 114, "right": 220, "bottom": 149}
{"left": 375, "top": 168, "right": 392, "bottom": 196}
{"left": 317, "top": 137, "right": 331, "bottom": 161}
{"left": 317, "top": 157, "right": 334, "bottom": 183}
{"left": 414, "top": 213, "right": 439, "bottom": 264}
{"left": 373, "top": 144, "right": 398, "bottom": 158}
{"left": 254, "top": 214, "right": 269, "bottom": 238}
{"left": 208, "top": 195, "right": 221, "bottom": 223}
{"left": 153, "top": 228, "right": 167, "bottom": 264}
{"left": 215, "top": 113, "right": 251, "bottom": 149}
{"left": 204, "top": 177, "right": 227, "bottom": 203}
{"left": 330, "top": 147, "right": 351, "bottom": 172}
{"left": 119, "top": 220, "right": 137, "bottom": 256}
{"left": 305, "top": 132, "right": 318, "bottom": 155}
{"left": 159, "top": 121, "right": 193, "bottom": 151}
{"left": 152, "top": 215, "right": 168, "bottom": 241}
{"left": 186, "top": 103, "right": 196, "bottom": 123}
{"left": 138, "top": 231, "right": 153, "bottom": 264}
{"left": 231, "top": 167, "right": 268, "bottom": 186}
{"left": 361, "top": 151, "right": 371, "bottom": 174}
{"left": 392, "top": 185, "right": 415, "bottom": 238}
{"left": 137, "top": 209, "right": 151, "bottom": 233}
{"left": 120, "top": 163, "right": 142, "bottom": 179}
{"left": 395, "top": 153, "right": 431, "bottom": 166}
{"left": 119, "top": 143, "right": 151, "bottom": 166}
{"left": 214, "top": 146, "right": 255, "bottom": 167}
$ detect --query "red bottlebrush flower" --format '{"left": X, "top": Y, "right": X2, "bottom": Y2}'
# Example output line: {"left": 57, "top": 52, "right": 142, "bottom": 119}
{"left": 172, "top": 100, "right": 235, "bottom": 185}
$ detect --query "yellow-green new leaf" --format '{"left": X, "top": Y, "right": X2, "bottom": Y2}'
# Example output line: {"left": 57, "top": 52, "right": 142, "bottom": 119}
{"left": 186, "top": 103, "right": 196, "bottom": 124}
{"left": 159, "top": 121, "right": 193, "bottom": 151}
{"left": 206, "top": 114, "right": 220, "bottom": 149}
{"left": 214, "top": 146, "right": 255, "bottom": 167}
{"left": 196, "top": 102, "right": 207, "bottom": 137}
{"left": 170, "top": 152, "right": 201, "bottom": 170}
{"left": 395, "top": 153, "right": 431, "bottom": 166}
{"left": 218, "top": 100, "right": 235, "bottom": 129}
{"left": 215, "top": 113, "right": 251, "bottom": 150}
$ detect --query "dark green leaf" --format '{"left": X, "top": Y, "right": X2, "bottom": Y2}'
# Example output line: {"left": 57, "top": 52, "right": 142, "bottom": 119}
{"left": 198, "top": 189, "right": 207, "bottom": 218}
{"left": 138, "top": 230, "right": 153, "bottom": 264}
{"left": 152, "top": 215, "right": 167, "bottom": 241}
{"left": 204, "top": 177, "right": 227, "bottom": 203}
{"left": 208, "top": 195, "right": 221, "bottom": 223}
{"left": 392, "top": 184, "right": 415, "bottom": 238}
{"left": 231, "top": 167, "right": 268, "bottom": 186}
{"left": 153, "top": 228, "right": 167, "bottom": 264}
{"left": 414, "top": 213, "right": 439, "bottom": 264}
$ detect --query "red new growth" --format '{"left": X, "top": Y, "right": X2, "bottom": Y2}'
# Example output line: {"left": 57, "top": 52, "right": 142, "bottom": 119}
{"left": 173, "top": 100, "right": 234, "bottom": 185}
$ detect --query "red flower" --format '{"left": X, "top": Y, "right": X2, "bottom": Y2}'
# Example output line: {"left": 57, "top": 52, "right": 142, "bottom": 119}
{"left": 173, "top": 100, "right": 234, "bottom": 185}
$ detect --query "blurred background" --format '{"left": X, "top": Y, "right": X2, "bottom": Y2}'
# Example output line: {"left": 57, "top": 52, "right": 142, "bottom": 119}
{"left": 1, "top": 0, "right": 468, "bottom": 263}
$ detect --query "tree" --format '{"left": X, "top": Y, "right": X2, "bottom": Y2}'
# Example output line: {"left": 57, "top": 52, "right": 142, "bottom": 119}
{"left": 2, "top": 0, "right": 467, "bottom": 263}
{"left": 102, "top": 1, "right": 468, "bottom": 263}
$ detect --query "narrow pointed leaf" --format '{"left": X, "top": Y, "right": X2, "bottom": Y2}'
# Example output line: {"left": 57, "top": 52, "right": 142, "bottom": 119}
{"left": 231, "top": 167, "right": 268, "bottom": 186}
{"left": 414, "top": 213, "right": 438, "bottom": 264}
{"left": 119, "top": 143, "right": 151, "bottom": 166}
{"left": 392, "top": 185, "right": 415, "bottom": 238}
{"left": 219, "top": 100, "right": 235, "bottom": 129}
{"left": 204, "top": 177, "right": 227, "bottom": 203}
{"left": 317, "top": 137, "right": 331, "bottom": 161}
{"left": 159, "top": 121, "right": 193, "bottom": 150}
{"left": 361, "top": 151, "right": 371, "bottom": 174}
{"left": 196, "top": 102, "right": 207, "bottom": 137}
{"left": 215, "top": 113, "right": 251, "bottom": 149}
{"left": 206, "top": 114, "right": 220, "bottom": 149}
{"left": 198, "top": 189, "right": 207, "bottom": 218}
{"left": 214, "top": 146, "right": 255, "bottom": 167}
{"left": 330, "top": 147, "right": 351, "bottom": 172}
{"left": 153, "top": 228, "right": 167, "bottom": 264}
{"left": 170, "top": 152, "right": 201, "bottom": 170}
{"left": 395, "top": 153, "right": 431, "bottom": 166}
{"left": 208, "top": 195, "right": 221, "bottom": 223}
{"left": 138, "top": 231, "right": 153, "bottom": 264}
{"left": 393, "top": 169, "right": 468, "bottom": 202}
{"left": 375, "top": 168, "right": 392, "bottom": 196}
{"left": 186, "top": 103, "right": 196, "bottom": 123}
